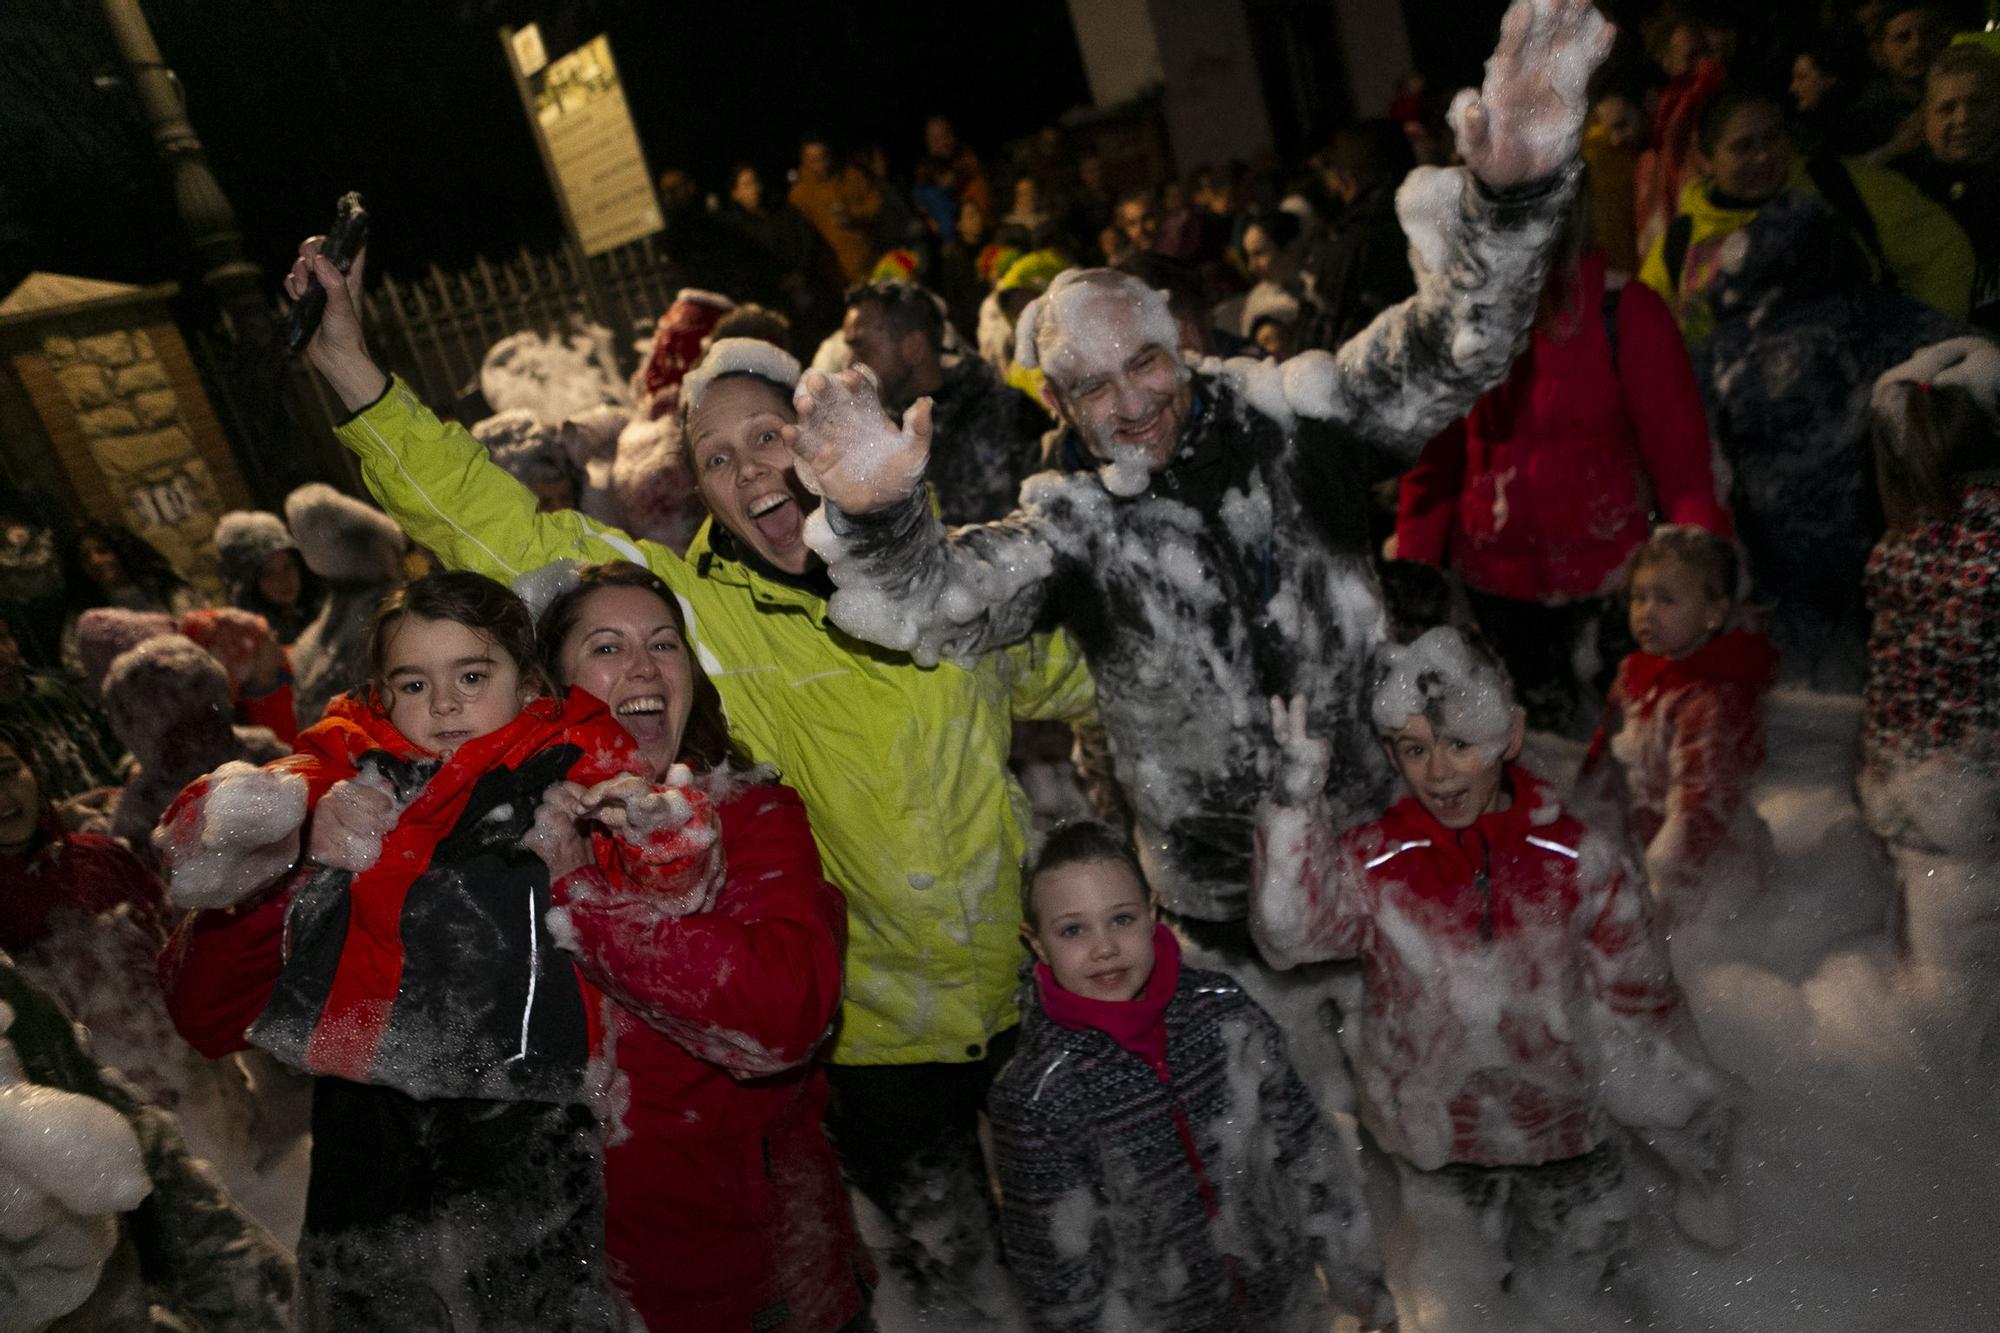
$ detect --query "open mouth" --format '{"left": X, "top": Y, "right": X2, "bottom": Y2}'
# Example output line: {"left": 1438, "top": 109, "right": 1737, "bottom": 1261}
{"left": 747, "top": 493, "right": 801, "bottom": 551}
{"left": 615, "top": 693, "right": 672, "bottom": 743}
{"left": 1089, "top": 967, "right": 1130, "bottom": 990}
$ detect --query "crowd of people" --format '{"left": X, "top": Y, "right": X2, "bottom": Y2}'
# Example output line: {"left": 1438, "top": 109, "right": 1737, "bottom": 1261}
{"left": 1, "top": 0, "right": 1996, "bottom": 1329}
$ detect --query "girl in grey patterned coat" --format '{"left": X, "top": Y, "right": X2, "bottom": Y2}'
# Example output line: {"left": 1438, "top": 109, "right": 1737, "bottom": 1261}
{"left": 989, "top": 821, "right": 1394, "bottom": 1332}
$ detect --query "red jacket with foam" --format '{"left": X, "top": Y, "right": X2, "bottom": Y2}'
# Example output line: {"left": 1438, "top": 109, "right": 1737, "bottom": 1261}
{"left": 156, "top": 689, "right": 709, "bottom": 1103}
{"left": 0, "top": 812, "right": 167, "bottom": 956}
{"left": 1582, "top": 629, "right": 1778, "bottom": 898}
{"left": 1253, "top": 767, "right": 1720, "bottom": 1170}
{"left": 553, "top": 776, "right": 871, "bottom": 1332}
{"left": 1396, "top": 254, "right": 1730, "bottom": 603}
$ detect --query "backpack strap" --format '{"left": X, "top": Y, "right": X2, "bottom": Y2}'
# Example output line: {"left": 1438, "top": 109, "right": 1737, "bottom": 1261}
{"left": 1804, "top": 154, "right": 1896, "bottom": 291}
{"left": 1663, "top": 212, "right": 1695, "bottom": 293}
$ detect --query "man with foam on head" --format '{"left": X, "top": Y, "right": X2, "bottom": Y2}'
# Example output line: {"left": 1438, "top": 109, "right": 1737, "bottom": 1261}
{"left": 788, "top": 0, "right": 1615, "bottom": 932}
{"left": 1250, "top": 625, "right": 1737, "bottom": 1303}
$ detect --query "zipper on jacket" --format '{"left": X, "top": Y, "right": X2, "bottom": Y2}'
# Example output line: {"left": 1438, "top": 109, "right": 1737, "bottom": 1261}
{"left": 1476, "top": 843, "right": 1494, "bottom": 942}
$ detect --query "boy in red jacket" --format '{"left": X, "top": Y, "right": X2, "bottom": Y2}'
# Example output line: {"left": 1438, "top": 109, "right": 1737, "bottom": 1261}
{"left": 1252, "top": 626, "right": 1734, "bottom": 1310}
{"left": 1581, "top": 526, "right": 1778, "bottom": 925}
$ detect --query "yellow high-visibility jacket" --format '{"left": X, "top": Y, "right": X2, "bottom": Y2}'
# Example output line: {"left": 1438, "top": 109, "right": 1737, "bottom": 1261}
{"left": 338, "top": 379, "right": 1095, "bottom": 1066}
{"left": 1640, "top": 155, "right": 1974, "bottom": 345}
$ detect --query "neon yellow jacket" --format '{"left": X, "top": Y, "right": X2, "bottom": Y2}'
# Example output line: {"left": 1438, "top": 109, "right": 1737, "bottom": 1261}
{"left": 1640, "top": 155, "right": 1974, "bottom": 345}
{"left": 337, "top": 379, "right": 1095, "bottom": 1066}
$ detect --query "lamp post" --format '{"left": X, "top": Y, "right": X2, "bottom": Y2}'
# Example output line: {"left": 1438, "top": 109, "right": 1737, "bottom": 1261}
{"left": 95, "top": 0, "right": 268, "bottom": 341}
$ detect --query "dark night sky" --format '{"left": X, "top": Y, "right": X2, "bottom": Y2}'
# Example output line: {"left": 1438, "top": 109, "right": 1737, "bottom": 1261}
{"left": 0, "top": 0, "right": 1092, "bottom": 302}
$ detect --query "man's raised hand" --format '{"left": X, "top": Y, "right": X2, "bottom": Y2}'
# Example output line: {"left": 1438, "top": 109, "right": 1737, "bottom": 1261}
{"left": 782, "top": 366, "right": 933, "bottom": 515}
{"left": 1452, "top": 0, "right": 1613, "bottom": 189}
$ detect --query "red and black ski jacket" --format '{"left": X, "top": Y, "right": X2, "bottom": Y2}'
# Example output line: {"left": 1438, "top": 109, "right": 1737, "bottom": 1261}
{"left": 159, "top": 688, "right": 711, "bottom": 1104}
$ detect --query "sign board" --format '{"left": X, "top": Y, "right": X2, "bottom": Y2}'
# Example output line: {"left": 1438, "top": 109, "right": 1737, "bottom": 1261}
{"left": 504, "top": 28, "right": 661, "bottom": 256}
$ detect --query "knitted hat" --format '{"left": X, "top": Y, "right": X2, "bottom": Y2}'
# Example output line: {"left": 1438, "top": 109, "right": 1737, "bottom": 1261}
{"left": 995, "top": 248, "right": 1068, "bottom": 296}
{"left": 211, "top": 511, "right": 297, "bottom": 606}
{"left": 76, "top": 607, "right": 176, "bottom": 697}
{"left": 101, "top": 634, "right": 232, "bottom": 765}
{"left": 870, "top": 248, "right": 921, "bottom": 284}
{"left": 635, "top": 289, "right": 737, "bottom": 422}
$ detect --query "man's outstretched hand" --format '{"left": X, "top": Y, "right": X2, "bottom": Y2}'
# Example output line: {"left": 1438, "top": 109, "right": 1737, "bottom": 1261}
{"left": 783, "top": 366, "right": 933, "bottom": 516}
{"left": 1452, "top": 0, "right": 1614, "bottom": 189}
{"left": 282, "top": 238, "right": 387, "bottom": 412}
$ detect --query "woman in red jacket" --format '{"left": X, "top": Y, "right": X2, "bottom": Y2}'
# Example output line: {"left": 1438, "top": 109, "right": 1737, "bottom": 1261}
{"left": 526, "top": 561, "right": 872, "bottom": 1332}
{"left": 1394, "top": 205, "right": 1732, "bottom": 733}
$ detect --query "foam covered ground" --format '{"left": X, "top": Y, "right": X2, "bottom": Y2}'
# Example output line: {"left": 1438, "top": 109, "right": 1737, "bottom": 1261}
{"left": 870, "top": 688, "right": 1999, "bottom": 1330}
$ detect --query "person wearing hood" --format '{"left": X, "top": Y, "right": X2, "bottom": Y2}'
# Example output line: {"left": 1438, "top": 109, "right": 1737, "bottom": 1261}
{"left": 786, "top": 0, "right": 1615, "bottom": 935}
{"left": 282, "top": 238, "right": 1094, "bottom": 1319}
{"left": 212, "top": 510, "right": 323, "bottom": 646}
{"left": 842, "top": 279, "right": 1051, "bottom": 526}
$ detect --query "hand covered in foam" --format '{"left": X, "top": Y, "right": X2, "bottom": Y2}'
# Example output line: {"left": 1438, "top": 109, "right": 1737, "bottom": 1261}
{"left": 1270, "top": 695, "right": 1332, "bottom": 807}
{"left": 1450, "top": 0, "right": 1612, "bottom": 189}
{"left": 572, "top": 767, "right": 722, "bottom": 916}
{"left": 523, "top": 780, "right": 593, "bottom": 881}
{"left": 784, "top": 366, "right": 933, "bottom": 515}
{"left": 155, "top": 760, "right": 309, "bottom": 910}
{"left": 306, "top": 769, "right": 399, "bottom": 873}
{"left": 0, "top": 1001, "right": 152, "bottom": 1333}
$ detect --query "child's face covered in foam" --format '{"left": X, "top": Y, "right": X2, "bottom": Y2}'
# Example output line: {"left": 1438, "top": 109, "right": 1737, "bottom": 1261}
{"left": 380, "top": 615, "right": 532, "bottom": 759}
{"left": 1629, "top": 557, "right": 1727, "bottom": 660}
{"left": 1384, "top": 714, "right": 1518, "bottom": 830}
{"left": 1025, "top": 857, "right": 1157, "bottom": 1001}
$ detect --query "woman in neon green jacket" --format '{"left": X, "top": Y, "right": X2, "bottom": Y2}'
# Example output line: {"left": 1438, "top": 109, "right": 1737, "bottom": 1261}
{"left": 285, "top": 240, "right": 1094, "bottom": 1313}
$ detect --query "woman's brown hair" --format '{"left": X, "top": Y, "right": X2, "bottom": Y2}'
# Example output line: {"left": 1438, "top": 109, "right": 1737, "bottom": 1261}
{"left": 365, "top": 570, "right": 555, "bottom": 703}
{"left": 535, "top": 562, "right": 750, "bottom": 772}
{"left": 1873, "top": 382, "right": 1999, "bottom": 532}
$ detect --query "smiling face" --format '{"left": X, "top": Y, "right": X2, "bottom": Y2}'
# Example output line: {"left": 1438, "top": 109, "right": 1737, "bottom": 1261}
{"left": 557, "top": 584, "right": 694, "bottom": 776}
{"left": 1628, "top": 556, "right": 1729, "bottom": 660}
{"left": 1384, "top": 711, "right": 1523, "bottom": 831}
{"left": 380, "top": 615, "right": 531, "bottom": 758}
{"left": 1043, "top": 294, "right": 1192, "bottom": 472}
{"left": 1927, "top": 70, "right": 2000, "bottom": 166}
{"left": 1709, "top": 100, "right": 1793, "bottom": 203}
{"left": 686, "top": 375, "right": 815, "bottom": 574}
{"left": 0, "top": 741, "right": 38, "bottom": 855}
{"left": 1025, "top": 857, "right": 1157, "bottom": 1001}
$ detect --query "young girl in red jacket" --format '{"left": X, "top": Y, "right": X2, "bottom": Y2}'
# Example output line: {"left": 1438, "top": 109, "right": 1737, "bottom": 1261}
{"left": 156, "top": 571, "right": 715, "bottom": 1329}
{"left": 1580, "top": 526, "right": 1778, "bottom": 927}
{"left": 1253, "top": 627, "right": 1733, "bottom": 1310}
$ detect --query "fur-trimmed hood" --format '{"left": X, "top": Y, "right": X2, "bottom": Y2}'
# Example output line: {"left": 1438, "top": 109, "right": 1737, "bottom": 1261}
{"left": 283, "top": 484, "right": 405, "bottom": 584}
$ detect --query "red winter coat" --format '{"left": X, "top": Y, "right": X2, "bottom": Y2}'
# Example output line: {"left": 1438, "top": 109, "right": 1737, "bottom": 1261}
{"left": 1582, "top": 629, "right": 1777, "bottom": 907}
{"left": 1252, "top": 768, "right": 1720, "bottom": 1170}
{"left": 1396, "top": 254, "right": 1730, "bottom": 603}
{"left": 550, "top": 775, "right": 871, "bottom": 1332}
{"left": 0, "top": 812, "right": 167, "bottom": 955}
{"left": 156, "top": 689, "right": 702, "bottom": 1103}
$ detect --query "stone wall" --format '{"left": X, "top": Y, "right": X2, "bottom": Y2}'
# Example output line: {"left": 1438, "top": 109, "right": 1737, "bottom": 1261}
{"left": 35, "top": 325, "right": 234, "bottom": 595}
